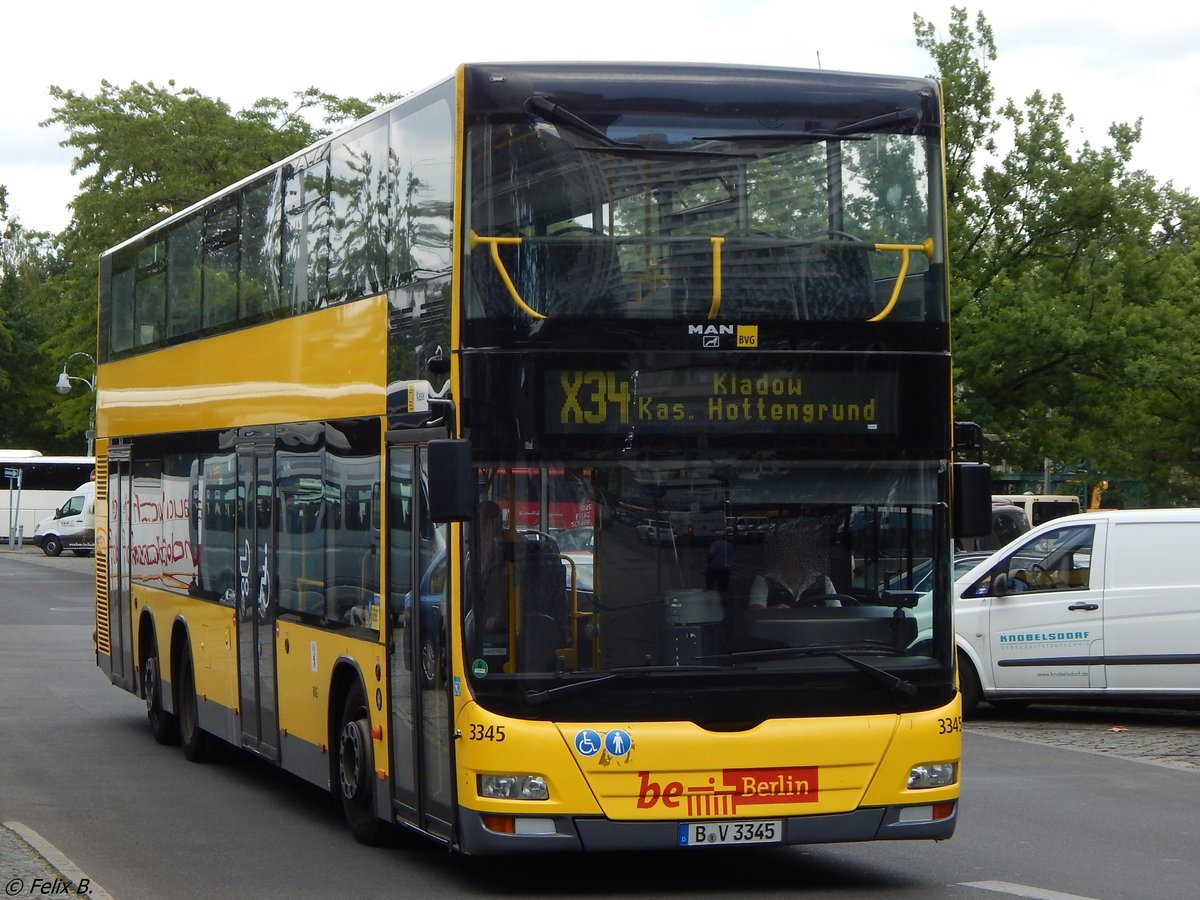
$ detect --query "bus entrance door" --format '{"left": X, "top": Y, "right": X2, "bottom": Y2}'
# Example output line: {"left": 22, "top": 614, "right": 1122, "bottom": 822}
{"left": 236, "top": 436, "right": 278, "bottom": 761}
{"left": 387, "top": 441, "right": 454, "bottom": 842}
{"left": 103, "top": 449, "right": 136, "bottom": 693}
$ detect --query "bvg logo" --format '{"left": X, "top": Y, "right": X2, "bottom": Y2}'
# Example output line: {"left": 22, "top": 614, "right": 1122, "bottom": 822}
{"left": 736, "top": 325, "right": 758, "bottom": 347}
{"left": 636, "top": 767, "right": 818, "bottom": 814}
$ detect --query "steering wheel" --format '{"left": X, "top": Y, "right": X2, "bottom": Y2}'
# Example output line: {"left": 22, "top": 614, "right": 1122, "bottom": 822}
{"left": 549, "top": 225, "right": 603, "bottom": 237}
{"left": 801, "top": 229, "right": 861, "bottom": 243}
{"left": 794, "top": 593, "right": 858, "bottom": 608}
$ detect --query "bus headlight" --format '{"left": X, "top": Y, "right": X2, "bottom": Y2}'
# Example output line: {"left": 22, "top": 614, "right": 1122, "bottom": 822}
{"left": 907, "top": 763, "right": 956, "bottom": 789}
{"left": 478, "top": 774, "right": 550, "bottom": 800}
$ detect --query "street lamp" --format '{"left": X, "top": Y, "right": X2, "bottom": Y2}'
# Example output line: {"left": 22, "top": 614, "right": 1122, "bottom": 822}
{"left": 53, "top": 352, "right": 96, "bottom": 456}
{"left": 56, "top": 351, "right": 96, "bottom": 395}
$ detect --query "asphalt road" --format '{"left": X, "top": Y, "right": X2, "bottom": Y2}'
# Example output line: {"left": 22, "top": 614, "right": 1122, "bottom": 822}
{"left": 2, "top": 544, "right": 1199, "bottom": 900}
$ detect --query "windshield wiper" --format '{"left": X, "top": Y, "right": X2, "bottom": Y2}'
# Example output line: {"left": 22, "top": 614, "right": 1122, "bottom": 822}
{"left": 525, "top": 95, "right": 637, "bottom": 148}
{"left": 702, "top": 644, "right": 918, "bottom": 706}
{"left": 522, "top": 664, "right": 719, "bottom": 707}
{"left": 693, "top": 131, "right": 867, "bottom": 143}
{"left": 695, "top": 107, "right": 921, "bottom": 143}
{"left": 835, "top": 107, "right": 920, "bottom": 135}
{"left": 525, "top": 95, "right": 751, "bottom": 158}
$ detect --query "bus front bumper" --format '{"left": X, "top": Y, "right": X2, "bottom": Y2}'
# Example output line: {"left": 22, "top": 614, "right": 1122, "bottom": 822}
{"left": 456, "top": 801, "right": 957, "bottom": 854}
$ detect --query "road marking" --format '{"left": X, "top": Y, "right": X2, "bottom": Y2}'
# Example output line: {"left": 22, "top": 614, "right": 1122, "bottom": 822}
{"left": 4, "top": 821, "right": 113, "bottom": 900}
{"left": 961, "top": 881, "right": 1102, "bottom": 900}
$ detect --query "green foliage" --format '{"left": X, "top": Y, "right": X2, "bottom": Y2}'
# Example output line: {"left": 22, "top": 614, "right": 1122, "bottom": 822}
{"left": 919, "top": 6, "right": 1200, "bottom": 504}
{"left": 1, "top": 80, "right": 393, "bottom": 452}
{"left": 5, "top": 38, "right": 1200, "bottom": 504}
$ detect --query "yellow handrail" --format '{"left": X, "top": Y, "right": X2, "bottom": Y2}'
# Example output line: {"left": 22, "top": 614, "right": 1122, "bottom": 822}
{"left": 470, "top": 230, "right": 935, "bottom": 323}
{"left": 867, "top": 237, "right": 934, "bottom": 322}
{"left": 469, "top": 230, "right": 546, "bottom": 320}
{"left": 706, "top": 236, "right": 725, "bottom": 319}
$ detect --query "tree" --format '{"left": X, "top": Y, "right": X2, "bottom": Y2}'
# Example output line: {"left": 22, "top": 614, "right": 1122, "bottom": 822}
{"left": 1, "top": 191, "right": 75, "bottom": 451}
{"left": 916, "top": 7, "right": 1200, "bottom": 504}
{"left": 27, "top": 80, "right": 397, "bottom": 449}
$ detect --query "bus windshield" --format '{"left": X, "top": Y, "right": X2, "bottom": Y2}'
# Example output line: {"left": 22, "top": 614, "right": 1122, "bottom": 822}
{"left": 466, "top": 105, "right": 942, "bottom": 324}
{"left": 464, "top": 458, "right": 945, "bottom": 720}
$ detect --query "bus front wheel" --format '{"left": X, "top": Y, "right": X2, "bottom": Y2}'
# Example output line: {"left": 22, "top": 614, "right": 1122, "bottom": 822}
{"left": 337, "top": 684, "right": 387, "bottom": 845}
{"left": 957, "top": 650, "right": 982, "bottom": 717}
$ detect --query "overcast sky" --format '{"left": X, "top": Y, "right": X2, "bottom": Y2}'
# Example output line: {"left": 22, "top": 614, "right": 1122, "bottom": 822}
{"left": 3, "top": 1, "right": 1197, "bottom": 234}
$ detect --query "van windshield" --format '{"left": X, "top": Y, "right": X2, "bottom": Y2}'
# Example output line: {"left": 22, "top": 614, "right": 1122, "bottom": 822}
{"left": 58, "top": 495, "right": 86, "bottom": 517}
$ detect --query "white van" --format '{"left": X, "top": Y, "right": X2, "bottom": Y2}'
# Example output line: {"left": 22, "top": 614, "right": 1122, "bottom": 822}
{"left": 993, "top": 493, "right": 1081, "bottom": 528}
{"left": 953, "top": 508, "right": 1200, "bottom": 713}
{"left": 32, "top": 481, "right": 95, "bottom": 557}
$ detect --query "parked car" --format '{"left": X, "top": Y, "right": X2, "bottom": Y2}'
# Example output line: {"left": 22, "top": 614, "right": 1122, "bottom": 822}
{"left": 404, "top": 552, "right": 448, "bottom": 687}
{"left": 953, "top": 508, "right": 1200, "bottom": 714}
{"left": 886, "top": 551, "right": 992, "bottom": 594}
{"left": 636, "top": 519, "right": 675, "bottom": 544}
{"left": 555, "top": 527, "right": 595, "bottom": 609}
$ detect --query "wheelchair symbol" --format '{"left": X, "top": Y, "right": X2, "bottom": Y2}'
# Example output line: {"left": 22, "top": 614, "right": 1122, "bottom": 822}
{"left": 574, "top": 729, "right": 602, "bottom": 756}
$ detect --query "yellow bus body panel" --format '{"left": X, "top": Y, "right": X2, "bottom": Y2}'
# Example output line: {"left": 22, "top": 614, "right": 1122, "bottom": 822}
{"left": 132, "top": 587, "right": 240, "bottom": 711}
{"left": 275, "top": 619, "right": 388, "bottom": 754}
{"left": 97, "top": 297, "right": 387, "bottom": 437}
{"left": 455, "top": 700, "right": 960, "bottom": 819}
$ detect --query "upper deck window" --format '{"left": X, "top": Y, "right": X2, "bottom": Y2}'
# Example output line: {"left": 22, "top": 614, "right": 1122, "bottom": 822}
{"left": 465, "top": 108, "right": 944, "bottom": 325}
{"left": 97, "top": 82, "right": 453, "bottom": 364}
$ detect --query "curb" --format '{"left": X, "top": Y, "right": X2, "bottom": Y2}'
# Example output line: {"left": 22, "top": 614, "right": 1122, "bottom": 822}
{"left": 1, "top": 822, "right": 112, "bottom": 900}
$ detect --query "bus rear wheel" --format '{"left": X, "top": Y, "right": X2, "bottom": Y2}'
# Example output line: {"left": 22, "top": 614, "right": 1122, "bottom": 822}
{"left": 178, "top": 645, "right": 213, "bottom": 762}
{"left": 337, "top": 684, "right": 387, "bottom": 845}
{"left": 143, "top": 653, "right": 179, "bottom": 745}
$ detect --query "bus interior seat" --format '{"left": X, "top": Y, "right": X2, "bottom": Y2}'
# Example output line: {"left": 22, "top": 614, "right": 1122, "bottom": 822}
{"left": 299, "top": 590, "right": 326, "bottom": 618}
{"left": 533, "top": 232, "right": 623, "bottom": 315}
{"left": 716, "top": 235, "right": 800, "bottom": 319}
{"left": 470, "top": 234, "right": 623, "bottom": 317}
{"left": 469, "top": 239, "right": 522, "bottom": 318}
{"left": 510, "top": 536, "right": 569, "bottom": 670}
{"left": 796, "top": 240, "right": 877, "bottom": 320}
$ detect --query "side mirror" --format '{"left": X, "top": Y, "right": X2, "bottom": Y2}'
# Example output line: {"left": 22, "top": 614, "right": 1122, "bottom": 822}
{"left": 953, "top": 462, "right": 992, "bottom": 538}
{"left": 992, "top": 572, "right": 1010, "bottom": 597}
{"left": 428, "top": 439, "right": 474, "bottom": 523}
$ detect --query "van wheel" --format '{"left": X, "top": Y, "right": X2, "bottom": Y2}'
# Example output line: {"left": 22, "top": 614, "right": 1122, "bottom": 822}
{"left": 957, "top": 650, "right": 982, "bottom": 717}
{"left": 337, "top": 684, "right": 387, "bottom": 845}
{"left": 989, "top": 698, "right": 1031, "bottom": 713}
{"left": 41, "top": 536, "right": 63, "bottom": 557}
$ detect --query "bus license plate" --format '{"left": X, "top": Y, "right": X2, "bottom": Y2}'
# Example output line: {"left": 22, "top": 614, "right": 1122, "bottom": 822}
{"left": 679, "top": 819, "right": 782, "bottom": 846}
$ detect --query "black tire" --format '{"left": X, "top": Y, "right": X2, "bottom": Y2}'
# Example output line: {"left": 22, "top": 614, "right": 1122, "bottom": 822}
{"left": 957, "top": 650, "right": 982, "bottom": 717}
{"left": 988, "top": 698, "right": 1032, "bottom": 713}
{"left": 337, "top": 684, "right": 387, "bottom": 845}
{"left": 420, "top": 636, "right": 441, "bottom": 688}
{"left": 143, "top": 653, "right": 180, "bottom": 745}
{"left": 41, "top": 535, "right": 63, "bottom": 557}
{"left": 178, "top": 645, "right": 213, "bottom": 762}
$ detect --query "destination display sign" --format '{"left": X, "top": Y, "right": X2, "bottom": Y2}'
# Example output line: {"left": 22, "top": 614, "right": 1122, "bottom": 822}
{"left": 544, "top": 368, "right": 898, "bottom": 435}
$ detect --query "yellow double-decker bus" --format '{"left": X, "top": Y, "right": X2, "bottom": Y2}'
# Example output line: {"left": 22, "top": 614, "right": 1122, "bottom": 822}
{"left": 94, "top": 62, "right": 991, "bottom": 854}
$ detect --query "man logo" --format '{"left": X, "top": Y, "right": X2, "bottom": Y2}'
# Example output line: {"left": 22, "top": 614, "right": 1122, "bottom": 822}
{"left": 690, "top": 323, "right": 757, "bottom": 350}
